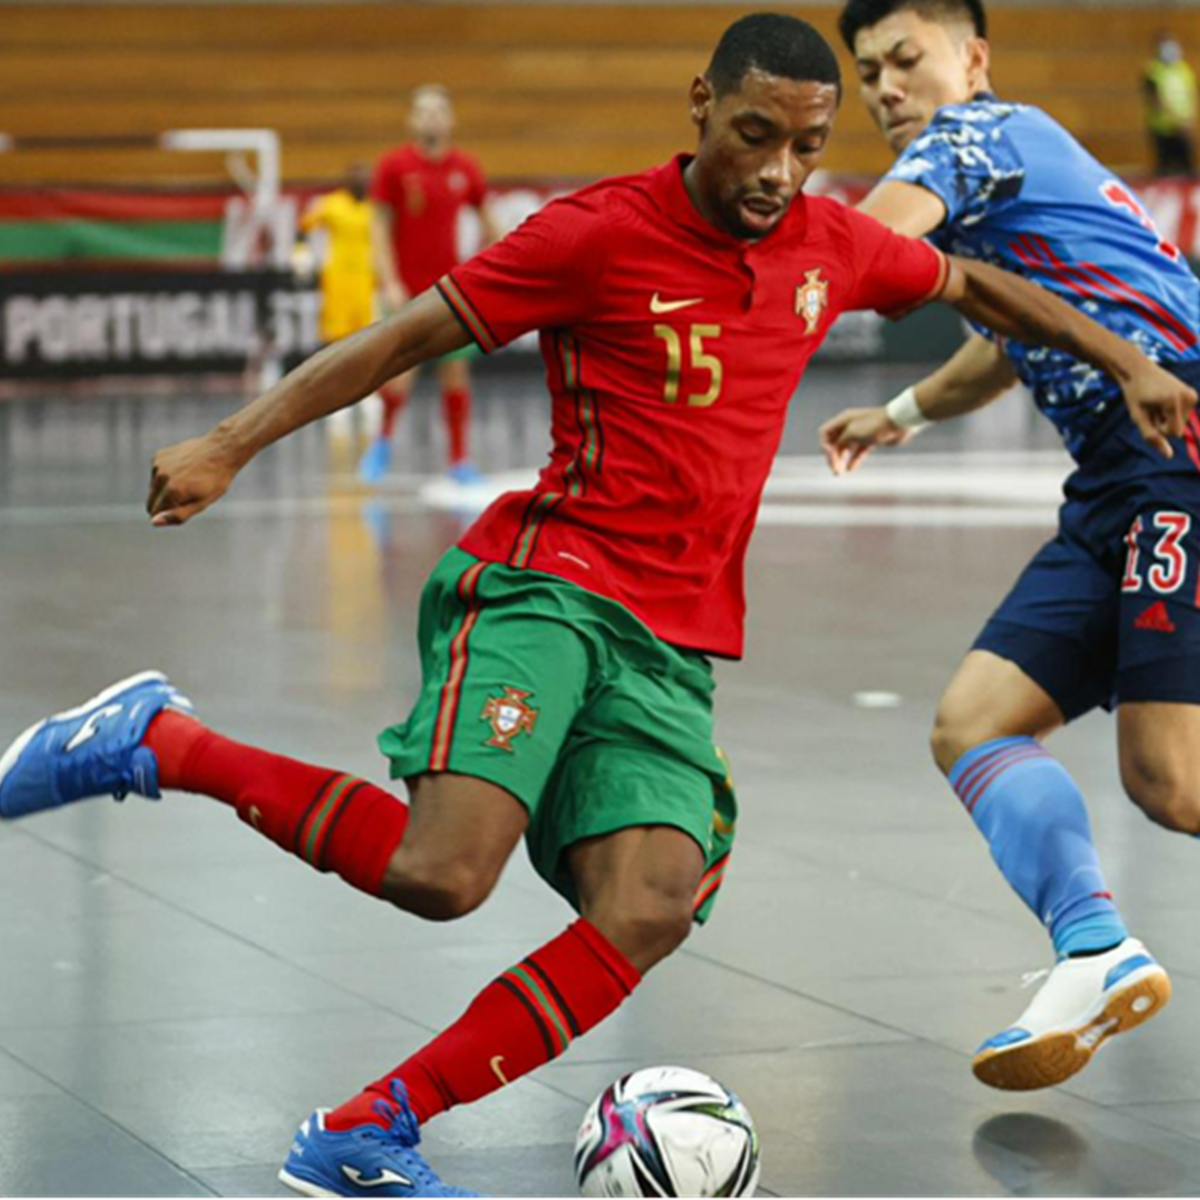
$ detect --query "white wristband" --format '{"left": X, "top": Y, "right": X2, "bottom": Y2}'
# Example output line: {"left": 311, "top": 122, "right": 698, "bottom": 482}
{"left": 885, "top": 386, "right": 931, "bottom": 431}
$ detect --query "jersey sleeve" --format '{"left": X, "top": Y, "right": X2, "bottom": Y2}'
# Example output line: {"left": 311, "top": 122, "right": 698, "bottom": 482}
{"left": 883, "top": 104, "right": 1025, "bottom": 227}
{"left": 435, "top": 192, "right": 608, "bottom": 352}
{"left": 841, "top": 207, "right": 950, "bottom": 318}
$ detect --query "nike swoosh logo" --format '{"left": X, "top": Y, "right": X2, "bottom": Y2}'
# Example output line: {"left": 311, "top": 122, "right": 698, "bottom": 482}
{"left": 341, "top": 1165, "right": 415, "bottom": 1189}
{"left": 650, "top": 293, "right": 704, "bottom": 314}
{"left": 490, "top": 1054, "right": 510, "bottom": 1085}
{"left": 66, "top": 704, "right": 122, "bottom": 753}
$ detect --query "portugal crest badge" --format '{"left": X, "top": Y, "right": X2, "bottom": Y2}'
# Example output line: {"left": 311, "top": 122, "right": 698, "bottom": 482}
{"left": 481, "top": 686, "right": 538, "bottom": 752}
{"left": 795, "top": 269, "right": 829, "bottom": 335}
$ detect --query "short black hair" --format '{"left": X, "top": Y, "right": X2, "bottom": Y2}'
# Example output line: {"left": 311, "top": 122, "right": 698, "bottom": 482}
{"left": 707, "top": 13, "right": 842, "bottom": 97}
{"left": 837, "top": 0, "right": 987, "bottom": 51}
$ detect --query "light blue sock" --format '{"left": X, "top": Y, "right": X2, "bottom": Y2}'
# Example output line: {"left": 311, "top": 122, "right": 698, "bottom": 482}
{"left": 948, "top": 736, "right": 1128, "bottom": 958}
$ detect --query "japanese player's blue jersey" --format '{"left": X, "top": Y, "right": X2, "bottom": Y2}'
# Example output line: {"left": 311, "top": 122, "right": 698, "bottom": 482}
{"left": 885, "top": 94, "right": 1200, "bottom": 461}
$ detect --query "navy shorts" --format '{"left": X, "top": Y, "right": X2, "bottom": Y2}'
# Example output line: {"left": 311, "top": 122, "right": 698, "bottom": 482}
{"left": 975, "top": 365, "right": 1200, "bottom": 721}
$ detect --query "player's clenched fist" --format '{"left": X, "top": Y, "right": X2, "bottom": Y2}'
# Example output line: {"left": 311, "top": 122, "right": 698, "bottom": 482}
{"left": 147, "top": 434, "right": 241, "bottom": 526}
{"left": 818, "top": 406, "right": 915, "bottom": 476}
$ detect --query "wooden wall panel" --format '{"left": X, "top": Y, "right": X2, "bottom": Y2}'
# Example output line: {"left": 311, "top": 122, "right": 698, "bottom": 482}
{"left": 0, "top": 3, "right": 1178, "bottom": 185}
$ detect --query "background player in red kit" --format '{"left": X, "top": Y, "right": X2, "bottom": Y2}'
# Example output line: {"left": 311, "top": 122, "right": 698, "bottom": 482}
{"left": 1, "top": 14, "right": 1193, "bottom": 1199}
{"left": 363, "top": 84, "right": 500, "bottom": 486}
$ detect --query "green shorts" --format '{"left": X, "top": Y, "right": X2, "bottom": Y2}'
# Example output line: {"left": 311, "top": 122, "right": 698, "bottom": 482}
{"left": 435, "top": 341, "right": 479, "bottom": 365}
{"left": 379, "top": 547, "right": 736, "bottom": 921}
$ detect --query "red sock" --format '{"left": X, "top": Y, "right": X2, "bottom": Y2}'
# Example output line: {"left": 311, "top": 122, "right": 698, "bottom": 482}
{"left": 145, "top": 711, "right": 407, "bottom": 897}
{"left": 327, "top": 918, "right": 640, "bottom": 1130}
{"left": 380, "top": 383, "right": 408, "bottom": 440}
{"left": 441, "top": 385, "right": 471, "bottom": 465}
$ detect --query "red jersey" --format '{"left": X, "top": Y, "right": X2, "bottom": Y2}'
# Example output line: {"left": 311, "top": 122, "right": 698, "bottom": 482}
{"left": 439, "top": 155, "right": 947, "bottom": 658}
{"left": 371, "top": 144, "right": 487, "bottom": 295}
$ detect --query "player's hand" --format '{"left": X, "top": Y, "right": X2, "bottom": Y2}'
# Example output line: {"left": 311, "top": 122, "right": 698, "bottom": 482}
{"left": 818, "top": 407, "right": 915, "bottom": 476}
{"left": 1122, "top": 362, "right": 1198, "bottom": 460}
{"left": 147, "top": 433, "right": 242, "bottom": 526}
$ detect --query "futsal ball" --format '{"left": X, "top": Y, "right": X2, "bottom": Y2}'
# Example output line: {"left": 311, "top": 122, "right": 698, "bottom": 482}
{"left": 574, "top": 1066, "right": 760, "bottom": 1197}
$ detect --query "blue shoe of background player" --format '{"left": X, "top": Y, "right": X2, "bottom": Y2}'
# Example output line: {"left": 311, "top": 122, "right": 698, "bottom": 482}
{"left": 279, "top": 1082, "right": 480, "bottom": 1198}
{"left": 445, "top": 459, "right": 484, "bottom": 487}
{"left": 359, "top": 436, "right": 393, "bottom": 485}
{"left": 0, "top": 671, "right": 193, "bottom": 819}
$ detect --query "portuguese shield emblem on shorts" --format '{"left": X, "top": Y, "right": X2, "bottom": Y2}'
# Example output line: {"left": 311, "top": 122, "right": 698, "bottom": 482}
{"left": 795, "top": 269, "right": 828, "bottom": 335}
{"left": 481, "top": 686, "right": 538, "bottom": 751}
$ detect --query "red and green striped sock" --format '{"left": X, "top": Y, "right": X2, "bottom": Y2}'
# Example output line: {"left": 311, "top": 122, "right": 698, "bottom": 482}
{"left": 145, "top": 712, "right": 407, "bottom": 897}
{"left": 326, "top": 918, "right": 642, "bottom": 1129}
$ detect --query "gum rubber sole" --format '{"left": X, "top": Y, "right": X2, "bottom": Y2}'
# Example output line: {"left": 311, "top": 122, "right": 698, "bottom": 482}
{"left": 972, "top": 969, "right": 1173, "bottom": 1091}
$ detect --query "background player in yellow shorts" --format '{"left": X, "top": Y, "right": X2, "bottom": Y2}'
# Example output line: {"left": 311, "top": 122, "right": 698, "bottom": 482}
{"left": 298, "top": 162, "right": 377, "bottom": 345}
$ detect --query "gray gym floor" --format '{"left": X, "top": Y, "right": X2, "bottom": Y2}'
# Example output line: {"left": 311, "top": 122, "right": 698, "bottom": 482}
{"left": 2, "top": 359, "right": 1199, "bottom": 1198}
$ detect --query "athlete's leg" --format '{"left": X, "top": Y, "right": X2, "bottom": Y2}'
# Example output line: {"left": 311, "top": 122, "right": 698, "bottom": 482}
{"left": 1118, "top": 703, "right": 1200, "bottom": 833}
{"left": 325, "top": 821, "right": 696, "bottom": 1134}
{"left": 931, "top": 649, "right": 1063, "bottom": 772}
{"left": 937, "top": 521, "right": 1178, "bottom": 1089}
{"left": 572, "top": 823, "right": 704, "bottom": 973}
{"left": 1113, "top": 501, "right": 1200, "bottom": 833}
{"left": 324, "top": 609, "right": 720, "bottom": 1134}
{"left": 140, "top": 715, "right": 523, "bottom": 918}
{"left": 380, "top": 368, "right": 416, "bottom": 440}
{"left": 934, "top": 649, "right": 1126, "bottom": 956}
{"left": 435, "top": 356, "right": 474, "bottom": 475}
{"left": 360, "top": 366, "right": 418, "bottom": 484}
{"left": 381, "top": 771, "right": 527, "bottom": 919}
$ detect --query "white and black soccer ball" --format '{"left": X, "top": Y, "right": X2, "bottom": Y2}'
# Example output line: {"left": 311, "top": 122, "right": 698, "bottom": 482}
{"left": 574, "top": 1066, "right": 760, "bottom": 1197}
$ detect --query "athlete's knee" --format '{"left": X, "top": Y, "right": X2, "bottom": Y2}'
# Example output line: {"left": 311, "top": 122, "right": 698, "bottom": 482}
{"left": 930, "top": 700, "right": 983, "bottom": 777}
{"left": 381, "top": 848, "right": 500, "bottom": 921}
{"left": 1121, "top": 756, "right": 1200, "bottom": 834}
{"left": 587, "top": 890, "right": 694, "bottom": 973}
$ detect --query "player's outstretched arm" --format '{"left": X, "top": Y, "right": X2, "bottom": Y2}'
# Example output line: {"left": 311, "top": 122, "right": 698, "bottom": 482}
{"left": 147, "top": 290, "right": 471, "bottom": 526}
{"left": 819, "top": 336, "right": 1017, "bottom": 475}
{"left": 943, "top": 256, "right": 1198, "bottom": 459}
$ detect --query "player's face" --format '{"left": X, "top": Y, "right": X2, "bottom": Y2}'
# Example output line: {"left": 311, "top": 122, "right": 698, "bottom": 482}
{"left": 410, "top": 93, "right": 455, "bottom": 145}
{"left": 347, "top": 162, "right": 370, "bottom": 201}
{"left": 688, "top": 69, "right": 839, "bottom": 240}
{"left": 852, "top": 10, "right": 989, "bottom": 152}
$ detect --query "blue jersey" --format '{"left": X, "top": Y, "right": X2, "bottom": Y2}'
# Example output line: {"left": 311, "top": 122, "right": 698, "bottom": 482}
{"left": 885, "top": 95, "right": 1200, "bottom": 460}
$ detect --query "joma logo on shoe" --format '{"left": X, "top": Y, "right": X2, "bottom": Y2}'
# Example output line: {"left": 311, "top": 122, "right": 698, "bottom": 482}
{"left": 341, "top": 1165, "right": 415, "bottom": 1189}
{"left": 65, "top": 704, "right": 123, "bottom": 753}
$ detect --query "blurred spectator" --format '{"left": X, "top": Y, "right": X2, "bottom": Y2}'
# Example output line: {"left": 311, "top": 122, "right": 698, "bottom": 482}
{"left": 1143, "top": 32, "right": 1197, "bottom": 176}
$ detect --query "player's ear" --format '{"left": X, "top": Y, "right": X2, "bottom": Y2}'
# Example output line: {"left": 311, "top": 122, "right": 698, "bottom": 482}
{"left": 689, "top": 75, "right": 715, "bottom": 129}
{"left": 965, "top": 36, "right": 990, "bottom": 90}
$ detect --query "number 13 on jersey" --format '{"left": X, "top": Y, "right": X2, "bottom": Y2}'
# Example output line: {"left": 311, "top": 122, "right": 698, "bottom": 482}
{"left": 654, "top": 324, "right": 724, "bottom": 407}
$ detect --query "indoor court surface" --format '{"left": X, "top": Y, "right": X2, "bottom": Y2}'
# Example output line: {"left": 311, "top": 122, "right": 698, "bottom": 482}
{"left": 4, "top": 359, "right": 1200, "bottom": 1198}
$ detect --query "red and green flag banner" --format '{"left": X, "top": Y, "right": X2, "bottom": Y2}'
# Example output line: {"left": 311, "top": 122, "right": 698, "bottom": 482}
{"left": 0, "top": 190, "right": 228, "bottom": 265}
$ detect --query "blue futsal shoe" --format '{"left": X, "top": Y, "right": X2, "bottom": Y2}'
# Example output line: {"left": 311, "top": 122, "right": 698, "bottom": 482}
{"left": 359, "top": 436, "right": 393, "bottom": 486}
{"left": 0, "top": 671, "right": 194, "bottom": 819}
{"left": 279, "top": 1082, "right": 480, "bottom": 1198}
{"left": 445, "top": 460, "right": 484, "bottom": 487}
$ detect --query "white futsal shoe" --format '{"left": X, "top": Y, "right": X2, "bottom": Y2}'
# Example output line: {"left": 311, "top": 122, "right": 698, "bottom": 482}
{"left": 973, "top": 937, "right": 1171, "bottom": 1091}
